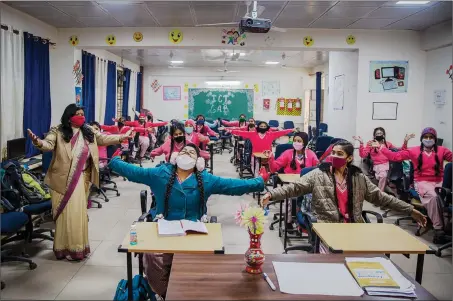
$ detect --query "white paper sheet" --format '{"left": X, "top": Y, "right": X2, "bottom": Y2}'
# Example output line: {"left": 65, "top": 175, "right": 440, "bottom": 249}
{"left": 272, "top": 262, "right": 363, "bottom": 296}
{"left": 372, "top": 102, "right": 398, "bottom": 120}
{"left": 333, "top": 74, "right": 345, "bottom": 110}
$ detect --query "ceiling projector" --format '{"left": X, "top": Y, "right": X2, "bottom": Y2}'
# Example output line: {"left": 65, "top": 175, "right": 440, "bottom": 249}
{"left": 239, "top": 17, "right": 272, "bottom": 33}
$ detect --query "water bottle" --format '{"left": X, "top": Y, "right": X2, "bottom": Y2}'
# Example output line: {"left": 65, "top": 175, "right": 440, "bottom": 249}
{"left": 130, "top": 224, "right": 137, "bottom": 246}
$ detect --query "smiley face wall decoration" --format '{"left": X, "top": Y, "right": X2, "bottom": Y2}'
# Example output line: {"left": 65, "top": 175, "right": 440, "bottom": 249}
{"left": 303, "top": 36, "right": 314, "bottom": 47}
{"left": 169, "top": 29, "right": 183, "bottom": 44}
{"left": 69, "top": 35, "right": 79, "bottom": 46}
{"left": 346, "top": 34, "right": 356, "bottom": 45}
{"left": 133, "top": 32, "right": 143, "bottom": 42}
{"left": 106, "top": 34, "right": 116, "bottom": 46}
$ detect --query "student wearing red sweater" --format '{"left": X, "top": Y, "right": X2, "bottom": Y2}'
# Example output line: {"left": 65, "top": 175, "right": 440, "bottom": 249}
{"left": 381, "top": 127, "right": 452, "bottom": 243}
{"left": 353, "top": 127, "right": 413, "bottom": 192}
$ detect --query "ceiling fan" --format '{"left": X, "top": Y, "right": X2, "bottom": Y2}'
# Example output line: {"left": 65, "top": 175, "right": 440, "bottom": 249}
{"left": 207, "top": 49, "right": 252, "bottom": 63}
{"left": 196, "top": 1, "right": 286, "bottom": 33}
{"left": 217, "top": 60, "right": 239, "bottom": 73}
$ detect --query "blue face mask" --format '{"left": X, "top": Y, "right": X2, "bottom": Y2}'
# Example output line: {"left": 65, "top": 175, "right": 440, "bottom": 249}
{"left": 422, "top": 139, "right": 435, "bottom": 148}
{"left": 185, "top": 127, "right": 193, "bottom": 134}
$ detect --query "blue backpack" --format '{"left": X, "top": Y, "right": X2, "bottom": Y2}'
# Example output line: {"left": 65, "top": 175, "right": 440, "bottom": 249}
{"left": 114, "top": 275, "right": 156, "bottom": 301}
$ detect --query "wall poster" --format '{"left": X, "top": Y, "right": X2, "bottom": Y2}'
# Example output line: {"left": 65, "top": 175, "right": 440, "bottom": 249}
{"left": 369, "top": 61, "right": 408, "bottom": 93}
{"left": 163, "top": 86, "right": 181, "bottom": 101}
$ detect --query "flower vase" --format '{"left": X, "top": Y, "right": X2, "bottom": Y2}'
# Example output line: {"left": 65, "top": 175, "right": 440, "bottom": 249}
{"left": 244, "top": 230, "right": 265, "bottom": 274}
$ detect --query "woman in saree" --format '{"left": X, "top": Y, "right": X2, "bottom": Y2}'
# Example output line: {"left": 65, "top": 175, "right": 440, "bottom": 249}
{"left": 27, "top": 104, "right": 131, "bottom": 261}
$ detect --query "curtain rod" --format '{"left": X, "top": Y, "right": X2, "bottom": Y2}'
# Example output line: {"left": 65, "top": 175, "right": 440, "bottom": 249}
{"left": 1, "top": 24, "right": 56, "bottom": 46}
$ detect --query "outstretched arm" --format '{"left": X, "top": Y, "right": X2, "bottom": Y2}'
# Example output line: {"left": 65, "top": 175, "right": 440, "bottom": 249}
{"left": 230, "top": 129, "right": 256, "bottom": 139}
{"left": 268, "top": 170, "right": 316, "bottom": 201}
{"left": 205, "top": 120, "right": 218, "bottom": 128}
{"left": 269, "top": 129, "right": 294, "bottom": 140}
{"left": 205, "top": 173, "right": 264, "bottom": 195}
{"left": 381, "top": 148, "right": 412, "bottom": 162}
{"left": 443, "top": 147, "right": 452, "bottom": 162}
{"left": 268, "top": 153, "right": 290, "bottom": 173}
{"left": 222, "top": 120, "right": 239, "bottom": 127}
{"left": 30, "top": 127, "right": 58, "bottom": 152}
{"left": 109, "top": 157, "right": 158, "bottom": 185}
{"left": 359, "top": 142, "right": 371, "bottom": 158}
{"left": 206, "top": 126, "right": 218, "bottom": 137}
{"left": 100, "top": 125, "right": 119, "bottom": 134}
{"left": 148, "top": 121, "right": 168, "bottom": 127}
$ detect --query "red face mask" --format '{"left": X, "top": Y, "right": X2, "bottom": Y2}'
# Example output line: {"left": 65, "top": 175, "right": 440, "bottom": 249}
{"left": 70, "top": 115, "right": 85, "bottom": 127}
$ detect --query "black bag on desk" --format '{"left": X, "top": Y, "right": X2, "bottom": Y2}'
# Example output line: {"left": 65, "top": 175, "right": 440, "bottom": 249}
{"left": 1, "top": 161, "right": 50, "bottom": 205}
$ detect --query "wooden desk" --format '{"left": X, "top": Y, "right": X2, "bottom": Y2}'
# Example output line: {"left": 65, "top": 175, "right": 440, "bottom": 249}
{"left": 278, "top": 174, "right": 300, "bottom": 184}
{"left": 312, "top": 223, "right": 434, "bottom": 284}
{"left": 118, "top": 222, "right": 224, "bottom": 300}
{"left": 166, "top": 254, "right": 436, "bottom": 300}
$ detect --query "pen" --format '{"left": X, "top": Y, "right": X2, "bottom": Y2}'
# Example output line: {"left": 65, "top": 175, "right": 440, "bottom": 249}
{"left": 263, "top": 272, "right": 276, "bottom": 291}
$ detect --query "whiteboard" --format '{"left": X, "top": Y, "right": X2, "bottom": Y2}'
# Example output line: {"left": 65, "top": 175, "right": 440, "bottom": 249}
{"left": 372, "top": 102, "right": 398, "bottom": 120}
{"left": 333, "top": 75, "right": 344, "bottom": 110}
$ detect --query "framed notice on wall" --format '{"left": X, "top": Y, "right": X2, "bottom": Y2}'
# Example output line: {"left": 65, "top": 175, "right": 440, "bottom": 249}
{"left": 163, "top": 86, "right": 181, "bottom": 101}
{"left": 369, "top": 61, "right": 408, "bottom": 93}
{"left": 372, "top": 102, "right": 398, "bottom": 120}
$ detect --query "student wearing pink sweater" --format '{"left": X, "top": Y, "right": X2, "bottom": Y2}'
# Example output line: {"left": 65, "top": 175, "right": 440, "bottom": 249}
{"left": 353, "top": 127, "right": 413, "bottom": 191}
{"left": 221, "top": 114, "right": 248, "bottom": 128}
{"left": 381, "top": 127, "right": 452, "bottom": 244}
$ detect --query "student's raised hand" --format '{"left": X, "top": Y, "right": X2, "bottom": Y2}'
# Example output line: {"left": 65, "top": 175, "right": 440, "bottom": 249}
{"left": 259, "top": 167, "right": 270, "bottom": 183}
{"left": 260, "top": 192, "right": 271, "bottom": 208}
{"left": 352, "top": 136, "right": 363, "bottom": 144}
{"left": 112, "top": 117, "right": 117, "bottom": 123}
{"left": 27, "top": 129, "right": 42, "bottom": 147}
{"left": 370, "top": 141, "right": 380, "bottom": 148}
{"left": 411, "top": 209, "right": 427, "bottom": 228}
{"left": 124, "top": 129, "right": 134, "bottom": 138}
{"left": 263, "top": 150, "right": 272, "bottom": 158}
{"left": 404, "top": 133, "right": 415, "bottom": 142}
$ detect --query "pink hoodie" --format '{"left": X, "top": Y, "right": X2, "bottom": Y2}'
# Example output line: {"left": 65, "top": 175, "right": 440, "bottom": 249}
{"left": 230, "top": 129, "right": 293, "bottom": 153}
{"left": 222, "top": 120, "right": 248, "bottom": 127}
{"left": 381, "top": 146, "right": 452, "bottom": 183}
{"left": 150, "top": 138, "right": 211, "bottom": 162}
{"left": 269, "top": 148, "right": 319, "bottom": 174}
{"left": 359, "top": 140, "right": 406, "bottom": 165}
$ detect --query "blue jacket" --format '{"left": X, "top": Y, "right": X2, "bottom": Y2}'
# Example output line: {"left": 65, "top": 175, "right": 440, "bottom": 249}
{"left": 109, "top": 157, "right": 264, "bottom": 221}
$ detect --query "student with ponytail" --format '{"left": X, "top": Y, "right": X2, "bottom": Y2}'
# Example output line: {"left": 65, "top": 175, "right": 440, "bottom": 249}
{"left": 109, "top": 143, "right": 269, "bottom": 299}
{"left": 381, "top": 127, "right": 452, "bottom": 243}
{"left": 354, "top": 127, "right": 413, "bottom": 192}
{"left": 262, "top": 140, "right": 426, "bottom": 251}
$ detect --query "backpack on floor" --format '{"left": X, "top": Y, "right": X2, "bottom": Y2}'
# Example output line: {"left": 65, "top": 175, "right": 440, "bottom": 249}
{"left": 114, "top": 274, "right": 156, "bottom": 301}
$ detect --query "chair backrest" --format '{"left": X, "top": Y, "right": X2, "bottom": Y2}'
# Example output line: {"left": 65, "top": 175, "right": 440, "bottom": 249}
{"left": 315, "top": 135, "right": 333, "bottom": 152}
{"left": 242, "top": 139, "right": 253, "bottom": 166}
{"left": 268, "top": 120, "right": 279, "bottom": 128}
{"left": 275, "top": 143, "right": 293, "bottom": 159}
{"left": 42, "top": 151, "right": 53, "bottom": 174}
{"left": 330, "top": 138, "right": 343, "bottom": 145}
{"left": 107, "top": 145, "right": 119, "bottom": 158}
{"left": 318, "top": 123, "right": 328, "bottom": 135}
{"left": 443, "top": 162, "right": 452, "bottom": 190}
{"left": 301, "top": 166, "right": 317, "bottom": 176}
{"left": 387, "top": 148, "right": 404, "bottom": 181}
{"left": 283, "top": 121, "right": 295, "bottom": 129}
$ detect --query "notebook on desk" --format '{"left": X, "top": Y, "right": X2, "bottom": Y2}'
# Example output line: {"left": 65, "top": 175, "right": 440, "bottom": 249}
{"left": 157, "top": 219, "right": 208, "bottom": 237}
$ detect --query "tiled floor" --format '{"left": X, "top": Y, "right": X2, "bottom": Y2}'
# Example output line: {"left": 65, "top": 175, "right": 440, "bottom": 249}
{"left": 1, "top": 150, "right": 451, "bottom": 300}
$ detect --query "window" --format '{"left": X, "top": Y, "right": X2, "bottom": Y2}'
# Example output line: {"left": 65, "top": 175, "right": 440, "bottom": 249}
{"left": 116, "top": 69, "right": 124, "bottom": 117}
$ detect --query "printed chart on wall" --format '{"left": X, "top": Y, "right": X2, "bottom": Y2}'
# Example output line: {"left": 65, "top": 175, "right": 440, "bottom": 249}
{"left": 333, "top": 74, "right": 345, "bottom": 110}
{"left": 262, "top": 80, "right": 280, "bottom": 97}
{"left": 369, "top": 61, "right": 408, "bottom": 93}
{"left": 188, "top": 88, "right": 253, "bottom": 120}
{"left": 372, "top": 102, "right": 398, "bottom": 120}
{"left": 163, "top": 86, "right": 181, "bottom": 101}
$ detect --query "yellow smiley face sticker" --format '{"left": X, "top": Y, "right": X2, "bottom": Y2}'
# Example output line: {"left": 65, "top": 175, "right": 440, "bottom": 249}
{"left": 69, "top": 35, "right": 79, "bottom": 46}
{"left": 169, "top": 29, "right": 183, "bottom": 44}
{"left": 106, "top": 34, "right": 116, "bottom": 46}
{"left": 303, "top": 36, "right": 314, "bottom": 47}
{"left": 346, "top": 34, "right": 356, "bottom": 45}
{"left": 133, "top": 32, "right": 143, "bottom": 42}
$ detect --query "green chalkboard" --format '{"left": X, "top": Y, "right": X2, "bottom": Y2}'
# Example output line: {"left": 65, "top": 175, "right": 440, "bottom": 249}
{"left": 188, "top": 88, "right": 254, "bottom": 120}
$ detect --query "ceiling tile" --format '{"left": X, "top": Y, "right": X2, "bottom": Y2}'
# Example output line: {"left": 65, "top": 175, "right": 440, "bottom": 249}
{"left": 77, "top": 16, "right": 122, "bottom": 27}
{"left": 235, "top": 2, "right": 285, "bottom": 20}
{"left": 36, "top": 14, "right": 84, "bottom": 28}
{"left": 366, "top": 7, "right": 425, "bottom": 18}
{"left": 288, "top": 1, "right": 337, "bottom": 6}
{"left": 336, "top": 1, "right": 388, "bottom": 6}
{"left": 348, "top": 18, "right": 396, "bottom": 29}
{"left": 3, "top": 1, "right": 49, "bottom": 7}
{"left": 7, "top": 5, "right": 64, "bottom": 17}
{"left": 56, "top": 5, "right": 108, "bottom": 18}
{"left": 147, "top": 2, "right": 194, "bottom": 26}
{"left": 191, "top": 1, "right": 239, "bottom": 6}
{"left": 99, "top": 3, "right": 157, "bottom": 26}
{"left": 51, "top": 1, "right": 96, "bottom": 6}
{"left": 384, "top": 18, "right": 434, "bottom": 30}
{"left": 194, "top": 4, "right": 237, "bottom": 25}
{"left": 310, "top": 17, "right": 358, "bottom": 28}
{"left": 274, "top": 5, "right": 331, "bottom": 27}
{"left": 404, "top": 1, "right": 452, "bottom": 21}
{"left": 324, "top": 5, "right": 379, "bottom": 18}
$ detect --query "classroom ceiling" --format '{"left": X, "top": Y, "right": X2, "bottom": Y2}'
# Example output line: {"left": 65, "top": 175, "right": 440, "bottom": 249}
{"left": 105, "top": 48, "right": 329, "bottom": 68}
{"left": 4, "top": 1, "right": 451, "bottom": 31}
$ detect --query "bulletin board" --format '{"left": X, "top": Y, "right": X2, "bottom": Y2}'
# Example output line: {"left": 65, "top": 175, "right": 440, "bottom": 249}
{"left": 276, "top": 98, "right": 302, "bottom": 116}
{"left": 369, "top": 61, "right": 408, "bottom": 93}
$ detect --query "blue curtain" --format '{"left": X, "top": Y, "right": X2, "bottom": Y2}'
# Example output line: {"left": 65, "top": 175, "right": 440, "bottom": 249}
{"left": 135, "top": 72, "right": 142, "bottom": 120}
{"left": 82, "top": 51, "right": 96, "bottom": 123}
{"left": 23, "top": 33, "right": 51, "bottom": 157}
{"left": 104, "top": 61, "right": 117, "bottom": 125}
{"left": 122, "top": 68, "right": 131, "bottom": 119}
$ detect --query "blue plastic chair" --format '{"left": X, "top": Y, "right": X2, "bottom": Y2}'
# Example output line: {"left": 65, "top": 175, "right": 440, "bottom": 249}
{"left": 283, "top": 121, "right": 295, "bottom": 137}
{"left": 269, "top": 120, "right": 279, "bottom": 128}
{"left": 318, "top": 123, "right": 328, "bottom": 136}
{"left": 315, "top": 135, "right": 333, "bottom": 158}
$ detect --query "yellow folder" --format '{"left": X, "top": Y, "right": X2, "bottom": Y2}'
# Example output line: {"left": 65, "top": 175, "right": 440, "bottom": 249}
{"left": 346, "top": 261, "right": 399, "bottom": 288}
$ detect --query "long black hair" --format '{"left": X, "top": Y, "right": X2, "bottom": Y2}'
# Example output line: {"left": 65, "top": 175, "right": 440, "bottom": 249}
{"left": 163, "top": 143, "right": 205, "bottom": 218}
{"left": 169, "top": 123, "right": 186, "bottom": 159}
{"left": 59, "top": 104, "right": 94, "bottom": 143}
{"left": 417, "top": 138, "right": 441, "bottom": 176}
{"left": 373, "top": 127, "right": 388, "bottom": 152}
{"left": 290, "top": 132, "right": 309, "bottom": 170}
{"left": 320, "top": 140, "right": 362, "bottom": 222}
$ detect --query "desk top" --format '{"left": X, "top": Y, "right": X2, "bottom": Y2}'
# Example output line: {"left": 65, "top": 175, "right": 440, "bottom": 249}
{"left": 253, "top": 152, "right": 269, "bottom": 159}
{"left": 118, "top": 222, "right": 224, "bottom": 254}
{"left": 166, "top": 254, "right": 435, "bottom": 300}
{"left": 313, "top": 223, "right": 432, "bottom": 254}
{"left": 278, "top": 174, "right": 300, "bottom": 183}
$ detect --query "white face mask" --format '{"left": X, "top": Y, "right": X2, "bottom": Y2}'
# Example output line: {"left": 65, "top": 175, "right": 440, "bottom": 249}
{"left": 176, "top": 154, "right": 196, "bottom": 170}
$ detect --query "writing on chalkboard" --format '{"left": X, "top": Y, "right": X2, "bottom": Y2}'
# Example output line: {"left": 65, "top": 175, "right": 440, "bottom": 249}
{"left": 206, "top": 91, "right": 234, "bottom": 115}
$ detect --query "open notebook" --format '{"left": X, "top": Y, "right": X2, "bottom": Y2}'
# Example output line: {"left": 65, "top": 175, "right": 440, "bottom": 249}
{"left": 157, "top": 219, "right": 208, "bottom": 237}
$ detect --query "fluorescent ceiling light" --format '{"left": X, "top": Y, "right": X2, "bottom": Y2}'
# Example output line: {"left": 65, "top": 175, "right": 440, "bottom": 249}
{"left": 229, "top": 53, "right": 246, "bottom": 56}
{"left": 206, "top": 81, "right": 241, "bottom": 86}
{"left": 265, "top": 61, "right": 280, "bottom": 65}
{"left": 396, "top": 1, "right": 429, "bottom": 4}
{"left": 170, "top": 60, "right": 184, "bottom": 64}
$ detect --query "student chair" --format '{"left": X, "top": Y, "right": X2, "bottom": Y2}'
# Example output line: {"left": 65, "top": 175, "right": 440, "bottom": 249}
{"left": 1, "top": 211, "right": 37, "bottom": 270}
{"left": 318, "top": 123, "right": 328, "bottom": 136}
{"left": 283, "top": 121, "right": 295, "bottom": 137}
{"left": 268, "top": 120, "right": 279, "bottom": 129}
{"left": 434, "top": 163, "right": 452, "bottom": 257}
{"left": 314, "top": 135, "right": 333, "bottom": 158}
